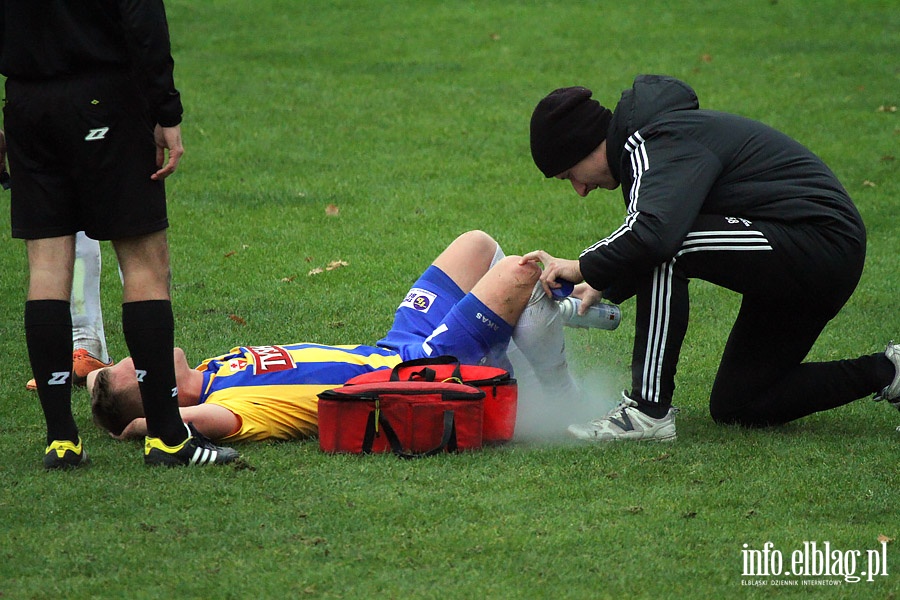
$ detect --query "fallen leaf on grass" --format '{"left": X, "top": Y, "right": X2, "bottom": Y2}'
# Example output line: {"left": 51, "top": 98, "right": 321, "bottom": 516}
{"left": 309, "top": 260, "right": 349, "bottom": 275}
{"left": 876, "top": 105, "right": 897, "bottom": 113}
{"left": 280, "top": 276, "right": 296, "bottom": 283}
{"left": 325, "top": 204, "right": 340, "bottom": 216}
{"left": 224, "top": 250, "right": 237, "bottom": 258}
{"left": 877, "top": 534, "right": 894, "bottom": 544}
{"left": 862, "top": 180, "right": 877, "bottom": 187}
{"left": 229, "top": 314, "right": 247, "bottom": 325}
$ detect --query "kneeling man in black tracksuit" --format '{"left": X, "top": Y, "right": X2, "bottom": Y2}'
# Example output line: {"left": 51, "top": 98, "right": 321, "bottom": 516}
{"left": 523, "top": 74, "right": 899, "bottom": 441}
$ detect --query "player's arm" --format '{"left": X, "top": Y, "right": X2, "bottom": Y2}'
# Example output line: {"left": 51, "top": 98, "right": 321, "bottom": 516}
{"left": 178, "top": 404, "right": 241, "bottom": 440}
{"left": 114, "top": 404, "right": 240, "bottom": 441}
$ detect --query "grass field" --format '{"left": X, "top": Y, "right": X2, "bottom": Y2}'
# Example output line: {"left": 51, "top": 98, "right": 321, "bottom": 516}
{"left": 1, "top": 1, "right": 898, "bottom": 598}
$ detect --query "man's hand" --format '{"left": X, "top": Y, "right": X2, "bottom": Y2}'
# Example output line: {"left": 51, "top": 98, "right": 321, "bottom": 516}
{"left": 151, "top": 124, "right": 184, "bottom": 180}
{"left": 572, "top": 282, "right": 605, "bottom": 315}
{"left": 520, "top": 250, "right": 583, "bottom": 299}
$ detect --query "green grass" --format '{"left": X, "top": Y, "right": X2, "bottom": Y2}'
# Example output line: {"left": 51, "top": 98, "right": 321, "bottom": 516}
{"left": 1, "top": 0, "right": 898, "bottom": 597}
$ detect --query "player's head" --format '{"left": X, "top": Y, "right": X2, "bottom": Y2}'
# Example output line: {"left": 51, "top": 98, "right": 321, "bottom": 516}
{"left": 89, "top": 359, "right": 144, "bottom": 436}
{"left": 530, "top": 86, "right": 612, "bottom": 178}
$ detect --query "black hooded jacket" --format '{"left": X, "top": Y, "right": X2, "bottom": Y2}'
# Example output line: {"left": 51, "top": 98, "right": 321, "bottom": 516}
{"left": 578, "top": 75, "right": 864, "bottom": 293}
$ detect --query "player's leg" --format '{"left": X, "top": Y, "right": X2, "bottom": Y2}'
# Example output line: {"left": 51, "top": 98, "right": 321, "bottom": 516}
{"left": 430, "top": 229, "right": 498, "bottom": 293}
{"left": 70, "top": 232, "right": 114, "bottom": 385}
{"left": 72, "top": 232, "right": 110, "bottom": 361}
{"left": 25, "top": 236, "right": 80, "bottom": 451}
{"left": 6, "top": 76, "right": 87, "bottom": 467}
{"left": 379, "top": 230, "right": 504, "bottom": 356}
{"left": 392, "top": 230, "right": 578, "bottom": 384}
{"left": 112, "top": 230, "right": 184, "bottom": 444}
{"left": 85, "top": 70, "right": 235, "bottom": 465}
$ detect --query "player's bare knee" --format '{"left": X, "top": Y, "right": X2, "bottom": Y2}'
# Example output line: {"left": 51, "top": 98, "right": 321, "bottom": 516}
{"left": 493, "top": 256, "right": 540, "bottom": 288}
{"left": 452, "top": 230, "right": 497, "bottom": 255}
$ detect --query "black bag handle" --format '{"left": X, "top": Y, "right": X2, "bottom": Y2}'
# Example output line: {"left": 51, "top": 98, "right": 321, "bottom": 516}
{"left": 389, "top": 355, "right": 463, "bottom": 383}
{"left": 361, "top": 409, "right": 458, "bottom": 459}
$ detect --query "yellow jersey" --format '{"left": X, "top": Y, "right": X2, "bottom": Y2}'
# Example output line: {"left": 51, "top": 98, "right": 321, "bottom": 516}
{"left": 196, "top": 343, "right": 403, "bottom": 442}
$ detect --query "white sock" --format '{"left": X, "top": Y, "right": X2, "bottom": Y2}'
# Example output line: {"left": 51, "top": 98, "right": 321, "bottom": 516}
{"left": 512, "top": 281, "right": 580, "bottom": 398}
{"left": 71, "top": 232, "right": 110, "bottom": 362}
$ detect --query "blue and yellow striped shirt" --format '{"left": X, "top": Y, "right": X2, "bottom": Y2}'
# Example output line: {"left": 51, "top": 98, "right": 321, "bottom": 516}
{"left": 196, "top": 343, "right": 402, "bottom": 442}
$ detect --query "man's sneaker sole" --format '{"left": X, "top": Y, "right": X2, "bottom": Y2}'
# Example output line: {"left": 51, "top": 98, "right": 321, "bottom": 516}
{"left": 145, "top": 424, "right": 240, "bottom": 467}
{"left": 567, "top": 422, "right": 677, "bottom": 442}
{"left": 72, "top": 349, "right": 114, "bottom": 386}
{"left": 43, "top": 438, "right": 90, "bottom": 469}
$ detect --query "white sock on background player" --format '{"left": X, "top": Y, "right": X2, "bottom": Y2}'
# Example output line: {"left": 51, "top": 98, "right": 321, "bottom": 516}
{"left": 71, "top": 232, "right": 111, "bottom": 363}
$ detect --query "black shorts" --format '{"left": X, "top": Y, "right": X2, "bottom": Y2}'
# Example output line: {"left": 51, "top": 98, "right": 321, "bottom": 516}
{"left": 4, "top": 70, "right": 169, "bottom": 240}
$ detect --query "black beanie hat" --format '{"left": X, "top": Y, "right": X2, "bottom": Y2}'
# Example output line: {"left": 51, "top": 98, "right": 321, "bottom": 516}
{"left": 530, "top": 86, "right": 612, "bottom": 178}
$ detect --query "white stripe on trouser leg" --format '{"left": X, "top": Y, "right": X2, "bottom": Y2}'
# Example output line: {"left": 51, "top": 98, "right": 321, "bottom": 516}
{"left": 677, "top": 231, "right": 772, "bottom": 256}
{"left": 642, "top": 260, "right": 674, "bottom": 404}
{"left": 638, "top": 229, "right": 773, "bottom": 404}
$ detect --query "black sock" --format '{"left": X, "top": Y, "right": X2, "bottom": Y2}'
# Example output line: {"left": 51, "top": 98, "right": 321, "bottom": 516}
{"left": 25, "top": 300, "right": 77, "bottom": 444}
{"left": 122, "top": 300, "right": 186, "bottom": 445}
{"left": 634, "top": 397, "right": 671, "bottom": 419}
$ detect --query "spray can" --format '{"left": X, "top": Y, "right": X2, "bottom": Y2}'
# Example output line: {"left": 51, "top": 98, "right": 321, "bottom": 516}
{"left": 557, "top": 296, "right": 621, "bottom": 330}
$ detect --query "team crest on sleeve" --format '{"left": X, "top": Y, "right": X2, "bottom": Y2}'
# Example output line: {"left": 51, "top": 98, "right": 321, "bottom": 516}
{"left": 246, "top": 345, "right": 297, "bottom": 374}
{"left": 400, "top": 288, "right": 437, "bottom": 313}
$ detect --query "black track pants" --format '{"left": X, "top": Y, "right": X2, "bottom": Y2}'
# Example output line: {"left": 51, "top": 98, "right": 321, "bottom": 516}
{"left": 614, "top": 214, "right": 886, "bottom": 426}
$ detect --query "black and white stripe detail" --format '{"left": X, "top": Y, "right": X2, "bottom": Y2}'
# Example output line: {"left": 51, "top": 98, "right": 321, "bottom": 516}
{"left": 641, "top": 230, "right": 772, "bottom": 404}
{"left": 580, "top": 131, "right": 648, "bottom": 258}
{"left": 677, "top": 230, "right": 772, "bottom": 255}
{"left": 189, "top": 445, "right": 219, "bottom": 465}
{"left": 575, "top": 130, "right": 775, "bottom": 404}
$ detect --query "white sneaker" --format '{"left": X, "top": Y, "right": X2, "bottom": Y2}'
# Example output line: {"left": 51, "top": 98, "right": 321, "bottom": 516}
{"left": 567, "top": 392, "right": 678, "bottom": 441}
{"left": 874, "top": 341, "right": 900, "bottom": 408}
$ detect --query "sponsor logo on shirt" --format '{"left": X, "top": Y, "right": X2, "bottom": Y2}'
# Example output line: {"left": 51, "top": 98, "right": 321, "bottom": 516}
{"left": 245, "top": 345, "right": 296, "bottom": 374}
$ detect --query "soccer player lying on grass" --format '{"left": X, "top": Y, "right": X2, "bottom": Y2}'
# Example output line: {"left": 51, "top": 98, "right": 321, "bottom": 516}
{"left": 89, "top": 230, "right": 597, "bottom": 442}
